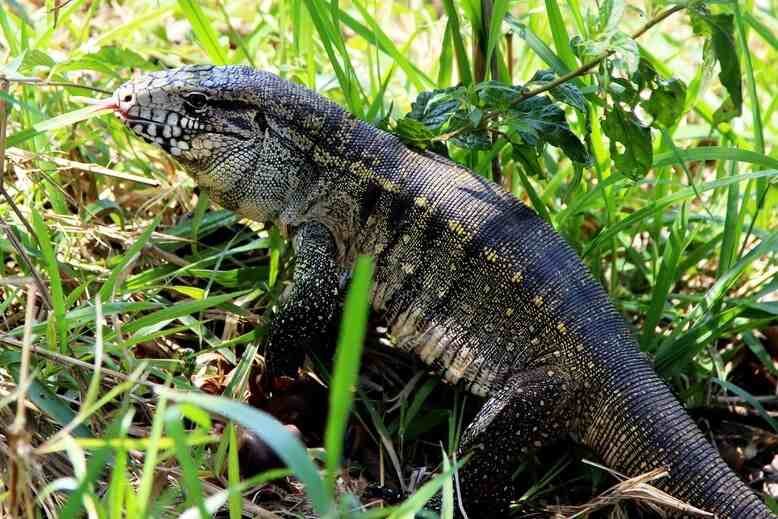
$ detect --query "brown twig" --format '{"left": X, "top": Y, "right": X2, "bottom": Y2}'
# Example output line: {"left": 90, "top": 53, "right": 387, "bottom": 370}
{"left": 515, "top": 4, "right": 686, "bottom": 104}
{"left": 0, "top": 332, "right": 164, "bottom": 392}
{"left": 434, "top": 4, "right": 687, "bottom": 144}
{"left": 6, "top": 284, "right": 38, "bottom": 519}
{"left": 3, "top": 76, "right": 111, "bottom": 95}
{"left": 546, "top": 461, "right": 714, "bottom": 518}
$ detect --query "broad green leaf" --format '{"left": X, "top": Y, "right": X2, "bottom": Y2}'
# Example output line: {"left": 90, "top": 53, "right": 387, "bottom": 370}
{"left": 609, "top": 32, "right": 640, "bottom": 77}
{"left": 406, "top": 87, "right": 464, "bottom": 131}
{"left": 597, "top": 0, "right": 625, "bottom": 36}
{"left": 529, "top": 70, "right": 587, "bottom": 112}
{"left": 642, "top": 77, "right": 687, "bottom": 128}
{"left": 507, "top": 96, "right": 590, "bottom": 164}
{"left": 602, "top": 105, "right": 652, "bottom": 179}
{"left": 690, "top": 7, "right": 742, "bottom": 123}
{"left": 395, "top": 117, "right": 436, "bottom": 149}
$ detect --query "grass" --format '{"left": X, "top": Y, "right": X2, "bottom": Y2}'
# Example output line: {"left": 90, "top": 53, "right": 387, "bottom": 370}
{"left": 0, "top": 0, "right": 777, "bottom": 517}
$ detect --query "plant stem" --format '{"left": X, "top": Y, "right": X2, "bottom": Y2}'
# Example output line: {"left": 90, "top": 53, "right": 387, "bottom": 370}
{"left": 435, "top": 4, "right": 687, "bottom": 144}
{"left": 516, "top": 4, "right": 686, "bottom": 103}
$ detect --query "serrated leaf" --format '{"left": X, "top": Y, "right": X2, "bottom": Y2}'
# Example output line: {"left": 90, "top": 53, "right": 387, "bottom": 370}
{"left": 609, "top": 32, "right": 640, "bottom": 76}
{"left": 712, "top": 96, "right": 740, "bottom": 126}
{"left": 476, "top": 81, "right": 523, "bottom": 108}
{"left": 395, "top": 117, "right": 436, "bottom": 149}
{"left": 691, "top": 7, "right": 742, "bottom": 122}
{"left": 529, "top": 70, "right": 587, "bottom": 112}
{"left": 506, "top": 97, "right": 590, "bottom": 163}
{"left": 512, "top": 144, "right": 544, "bottom": 178}
{"left": 451, "top": 129, "right": 492, "bottom": 150}
{"left": 407, "top": 87, "right": 464, "bottom": 131}
{"left": 642, "top": 77, "right": 687, "bottom": 127}
{"left": 603, "top": 105, "right": 652, "bottom": 179}
{"left": 598, "top": 0, "right": 626, "bottom": 36}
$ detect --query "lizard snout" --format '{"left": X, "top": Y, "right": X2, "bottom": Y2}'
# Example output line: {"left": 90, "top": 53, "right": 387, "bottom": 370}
{"left": 113, "top": 84, "right": 137, "bottom": 119}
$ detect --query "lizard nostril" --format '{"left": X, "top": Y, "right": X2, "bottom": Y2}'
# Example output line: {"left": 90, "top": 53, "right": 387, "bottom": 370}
{"left": 122, "top": 94, "right": 133, "bottom": 103}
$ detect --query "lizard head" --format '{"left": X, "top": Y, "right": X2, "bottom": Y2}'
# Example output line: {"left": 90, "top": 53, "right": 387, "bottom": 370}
{"left": 110, "top": 65, "right": 268, "bottom": 178}
{"left": 109, "top": 65, "right": 335, "bottom": 220}
{"left": 110, "top": 65, "right": 342, "bottom": 221}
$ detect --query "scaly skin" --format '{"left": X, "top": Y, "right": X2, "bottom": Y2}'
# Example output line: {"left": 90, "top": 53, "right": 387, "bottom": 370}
{"left": 111, "top": 65, "right": 774, "bottom": 518}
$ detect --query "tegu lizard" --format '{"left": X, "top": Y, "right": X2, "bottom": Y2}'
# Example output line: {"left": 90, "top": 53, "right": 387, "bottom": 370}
{"left": 108, "top": 65, "right": 774, "bottom": 518}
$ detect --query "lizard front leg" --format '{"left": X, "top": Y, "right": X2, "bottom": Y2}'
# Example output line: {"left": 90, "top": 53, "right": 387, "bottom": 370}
{"left": 264, "top": 221, "right": 340, "bottom": 382}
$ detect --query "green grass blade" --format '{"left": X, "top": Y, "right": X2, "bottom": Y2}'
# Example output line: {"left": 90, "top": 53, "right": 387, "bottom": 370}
{"left": 346, "top": 1, "right": 432, "bottom": 90}
{"left": 744, "top": 11, "right": 778, "bottom": 50}
{"left": 544, "top": 0, "right": 578, "bottom": 70}
{"left": 0, "top": 4, "right": 20, "bottom": 56}
{"left": 31, "top": 211, "right": 67, "bottom": 353}
{"left": 324, "top": 255, "right": 374, "bottom": 493}
{"left": 177, "top": 0, "right": 228, "bottom": 64}
{"left": 92, "top": 5, "right": 175, "bottom": 48}
{"left": 718, "top": 158, "right": 741, "bottom": 277}
{"left": 656, "top": 232, "right": 778, "bottom": 371}
{"left": 505, "top": 15, "right": 572, "bottom": 76}
{"left": 158, "top": 388, "right": 331, "bottom": 515}
{"left": 441, "top": 0, "right": 473, "bottom": 85}
{"left": 303, "top": 0, "right": 365, "bottom": 117}
{"left": 438, "top": 19, "right": 455, "bottom": 87}
{"left": 713, "top": 379, "right": 778, "bottom": 433}
{"left": 583, "top": 169, "right": 778, "bottom": 256}
{"left": 641, "top": 205, "right": 692, "bottom": 350}
{"left": 107, "top": 409, "right": 134, "bottom": 519}
{"left": 33, "top": 103, "right": 112, "bottom": 132}
{"left": 136, "top": 392, "right": 167, "bottom": 517}
{"left": 388, "top": 456, "right": 465, "bottom": 518}
{"left": 485, "top": 0, "right": 510, "bottom": 77}
{"left": 166, "top": 405, "right": 209, "bottom": 517}
{"left": 121, "top": 290, "right": 248, "bottom": 334}
{"left": 99, "top": 217, "right": 160, "bottom": 301}
{"left": 228, "top": 425, "right": 242, "bottom": 519}
{"left": 59, "top": 445, "right": 111, "bottom": 519}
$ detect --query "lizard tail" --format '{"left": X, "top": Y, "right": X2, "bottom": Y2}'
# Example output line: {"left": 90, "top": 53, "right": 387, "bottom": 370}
{"left": 583, "top": 357, "right": 774, "bottom": 518}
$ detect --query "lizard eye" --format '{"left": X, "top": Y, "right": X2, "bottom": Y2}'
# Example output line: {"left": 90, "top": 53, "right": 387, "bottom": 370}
{"left": 183, "top": 92, "right": 209, "bottom": 111}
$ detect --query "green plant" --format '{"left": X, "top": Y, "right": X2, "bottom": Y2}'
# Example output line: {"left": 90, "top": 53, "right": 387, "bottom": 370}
{"left": 0, "top": 0, "right": 776, "bottom": 517}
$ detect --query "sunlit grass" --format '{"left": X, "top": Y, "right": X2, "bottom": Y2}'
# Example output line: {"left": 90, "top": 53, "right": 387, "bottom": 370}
{"left": 0, "top": 0, "right": 776, "bottom": 517}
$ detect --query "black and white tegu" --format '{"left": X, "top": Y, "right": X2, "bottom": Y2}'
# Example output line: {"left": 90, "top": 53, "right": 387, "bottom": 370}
{"left": 109, "top": 65, "right": 774, "bottom": 518}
